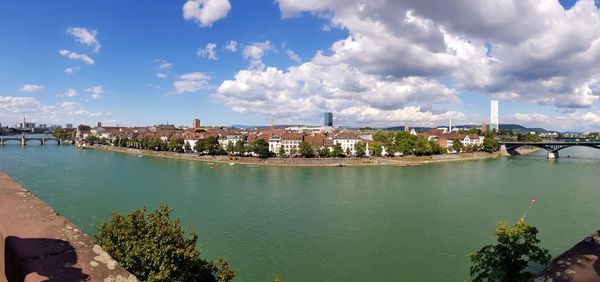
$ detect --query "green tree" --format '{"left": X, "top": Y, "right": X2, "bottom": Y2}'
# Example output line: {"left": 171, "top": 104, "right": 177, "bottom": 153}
{"left": 369, "top": 141, "right": 383, "bottom": 157}
{"left": 318, "top": 147, "right": 330, "bottom": 158}
{"left": 414, "top": 137, "right": 432, "bottom": 156}
{"left": 298, "top": 142, "right": 315, "bottom": 158}
{"left": 96, "top": 204, "right": 236, "bottom": 282}
{"left": 290, "top": 147, "right": 298, "bottom": 157}
{"left": 278, "top": 146, "right": 286, "bottom": 157}
{"left": 452, "top": 139, "right": 464, "bottom": 153}
{"left": 184, "top": 141, "right": 192, "bottom": 153}
{"left": 330, "top": 143, "right": 343, "bottom": 157}
{"left": 204, "top": 136, "right": 221, "bottom": 155}
{"left": 345, "top": 147, "right": 351, "bottom": 157}
{"left": 430, "top": 141, "right": 446, "bottom": 155}
{"left": 470, "top": 219, "right": 551, "bottom": 281}
{"left": 226, "top": 141, "right": 235, "bottom": 155}
{"left": 354, "top": 142, "right": 366, "bottom": 158}
{"left": 250, "top": 139, "right": 270, "bottom": 158}
{"left": 234, "top": 140, "right": 246, "bottom": 155}
{"left": 395, "top": 132, "right": 416, "bottom": 155}
{"left": 483, "top": 137, "right": 500, "bottom": 153}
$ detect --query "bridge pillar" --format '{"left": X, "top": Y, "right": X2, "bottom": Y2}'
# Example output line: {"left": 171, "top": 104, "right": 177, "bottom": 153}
{"left": 41, "top": 138, "right": 45, "bottom": 146}
{"left": 21, "top": 137, "right": 25, "bottom": 146}
{"left": 548, "top": 151, "right": 559, "bottom": 159}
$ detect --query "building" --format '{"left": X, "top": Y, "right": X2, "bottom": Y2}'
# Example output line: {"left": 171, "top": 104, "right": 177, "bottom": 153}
{"left": 490, "top": 100, "right": 499, "bottom": 131}
{"left": 66, "top": 124, "right": 73, "bottom": 129}
{"left": 192, "top": 119, "right": 201, "bottom": 129}
{"left": 333, "top": 132, "right": 361, "bottom": 156}
{"left": 97, "top": 122, "right": 102, "bottom": 127}
{"left": 281, "top": 133, "right": 304, "bottom": 156}
{"left": 324, "top": 112, "right": 333, "bottom": 127}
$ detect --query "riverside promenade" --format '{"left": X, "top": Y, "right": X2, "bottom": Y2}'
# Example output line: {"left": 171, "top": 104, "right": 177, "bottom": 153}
{"left": 0, "top": 172, "right": 136, "bottom": 282}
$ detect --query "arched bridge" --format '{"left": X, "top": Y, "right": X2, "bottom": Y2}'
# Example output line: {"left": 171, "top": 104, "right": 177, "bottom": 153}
{"left": 501, "top": 141, "right": 600, "bottom": 159}
{"left": 0, "top": 136, "right": 62, "bottom": 146}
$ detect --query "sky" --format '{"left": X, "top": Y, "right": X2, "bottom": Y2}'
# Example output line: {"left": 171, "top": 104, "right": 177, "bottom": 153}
{"left": 2, "top": 0, "right": 600, "bottom": 131}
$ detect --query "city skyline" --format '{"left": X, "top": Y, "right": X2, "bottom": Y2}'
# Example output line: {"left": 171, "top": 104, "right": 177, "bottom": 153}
{"left": 2, "top": 0, "right": 600, "bottom": 131}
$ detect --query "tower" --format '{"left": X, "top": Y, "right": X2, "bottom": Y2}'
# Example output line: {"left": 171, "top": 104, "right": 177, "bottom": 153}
{"left": 324, "top": 112, "right": 333, "bottom": 127}
{"left": 490, "top": 100, "right": 499, "bottom": 131}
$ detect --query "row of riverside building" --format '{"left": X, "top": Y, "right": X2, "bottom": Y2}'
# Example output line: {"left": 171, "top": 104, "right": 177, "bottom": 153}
{"left": 73, "top": 124, "right": 485, "bottom": 156}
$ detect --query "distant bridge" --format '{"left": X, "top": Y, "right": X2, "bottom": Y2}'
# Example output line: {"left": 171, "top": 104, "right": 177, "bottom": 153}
{"left": 501, "top": 141, "right": 600, "bottom": 158}
{"left": 0, "top": 136, "right": 62, "bottom": 146}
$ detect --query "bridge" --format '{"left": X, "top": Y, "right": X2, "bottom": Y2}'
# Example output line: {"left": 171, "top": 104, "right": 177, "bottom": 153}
{"left": 501, "top": 141, "right": 600, "bottom": 159}
{"left": 0, "top": 136, "right": 62, "bottom": 146}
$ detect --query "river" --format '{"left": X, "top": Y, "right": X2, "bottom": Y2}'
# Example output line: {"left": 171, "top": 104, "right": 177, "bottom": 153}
{"left": 1, "top": 144, "right": 599, "bottom": 281}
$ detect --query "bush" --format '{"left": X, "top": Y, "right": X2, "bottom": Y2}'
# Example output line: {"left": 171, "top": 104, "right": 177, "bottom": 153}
{"left": 470, "top": 219, "right": 550, "bottom": 281}
{"left": 96, "top": 204, "right": 235, "bottom": 282}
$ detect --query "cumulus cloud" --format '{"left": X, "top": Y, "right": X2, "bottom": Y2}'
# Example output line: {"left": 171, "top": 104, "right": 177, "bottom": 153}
{"left": 242, "top": 41, "right": 274, "bottom": 69}
{"left": 64, "top": 66, "right": 81, "bottom": 74}
{"left": 197, "top": 42, "right": 218, "bottom": 60}
{"left": 0, "top": 96, "right": 40, "bottom": 113}
{"left": 0, "top": 96, "right": 103, "bottom": 125}
{"left": 183, "top": 0, "right": 231, "bottom": 27}
{"left": 66, "top": 27, "right": 101, "bottom": 52}
{"left": 59, "top": 49, "right": 94, "bottom": 65}
{"left": 286, "top": 50, "right": 301, "bottom": 63}
{"left": 173, "top": 72, "right": 212, "bottom": 93}
{"left": 85, "top": 86, "right": 104, "bottom": 99}
{"left": 271, "top": 0, "right": 600, "bottom": 114}
{"left": 58, "top": 88, "right": 79, "bottom": 98}
{"left": 507, "top": 111, "right": 600, "bottom": 131}
{"left": 225, "top": 40, "right": 238, "bottom": 52}
{"left": 20, "top": 84, "right": 44, "bottom": 92}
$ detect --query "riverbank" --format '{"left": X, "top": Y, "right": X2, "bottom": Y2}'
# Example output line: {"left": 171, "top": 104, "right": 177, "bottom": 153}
{"left": 88, "top": 144, "right": 503, "bottom": 167}
{"left": 0, "top": 171, "right": 136, "bottom": 282}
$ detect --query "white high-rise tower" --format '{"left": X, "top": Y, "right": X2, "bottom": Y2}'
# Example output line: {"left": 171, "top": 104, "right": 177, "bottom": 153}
{"left": 490, "top": 100, "right": 499, "bottom": 131}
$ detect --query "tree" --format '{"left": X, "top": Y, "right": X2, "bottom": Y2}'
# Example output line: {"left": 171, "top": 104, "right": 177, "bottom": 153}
{"left": 250, "top": 139, "right": 270, "bottom": 158}
{"left": 345, "top": 147, "right": 351, "bottom": 157}
{"left": 470, "top": 219, "right": 551, "bottom": 281}
{"left": 203, "top": 136, "right": 221, "bottom": 156}
{"left": 395, "top": 132, "right": 416, "bottom": 156}
{"left": 430, "top": 141, "right": 446, "bottom": 155}
{"left": 298, "top": 142, "right": 315, "bottom": 158}
{"left": 290, "top": 147, "right": 298, "bottom": 157}
{"left": 234, "top": 140, "right": 246, "bottom": 155}
{"left": 278, "top": 146, "right": 286, "bottom": 158}
{"left": 226, "top": 141, "right": 235, "bottom": 155}
{"left": 96, "top": 204, "right": 236, "bottom": 282}
{"left": 184, "top": 141, "right": 192, "bottom": 153}
{"left": 452, "top": 139, "right": 464, "bottom": 153}
{"left": 318, "top": 147, "right": 330, "bottom": 158}
{"left": 413, "top": 137, "right": 432, "bottom": 156}
{"left": 370, "top": 141, "right": 383, "bottom": 157}
{"left": 330, "top": 143, "right": 343, "bottom": 157}
{"left": 483, "top": 137, "right": 500, "bottom": 153}
{"left": 354, "top": 142, "right": 366, "bottom": 158}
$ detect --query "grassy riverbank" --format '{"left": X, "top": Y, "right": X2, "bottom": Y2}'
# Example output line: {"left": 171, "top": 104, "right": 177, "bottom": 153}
{"left": 89, "top": 144, "right": 503, "bottom": 167}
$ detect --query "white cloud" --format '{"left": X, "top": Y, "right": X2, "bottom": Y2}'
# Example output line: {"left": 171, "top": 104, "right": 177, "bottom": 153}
{"left": 286, "top": 49, "right": 301, "bottom": 63}
{"left": 197, "top": 42, "right": 218, "bottom": 60}
{"left": 59, "top": 88, "right": 79, "bottom": 98}
{"left": 183, "top": 0, "right": 231, "bottom": 27}
{"left": 64, "top": 66, "right": 82, "bottom": 74}
{"left": 225, "top": 40, "right": 238, "bottom": 52}
{"left": 20, "top": 84, "right": 44, "bottom": 92}
{"left": 155, "top": 59, "right": 172, "bottom": 78}
{"left": 242, "top": 41, "right": 274, "bottom": 69}
{"left": 173, "top": 72, "right": 212, "bottom": 93}
{"left": 0, "top": 96, "right": 40, "bottom": 113}
{"left": 66, "top": 27, "right": 101, "bottom": 52}
{"left": 0, "top": 96, "right": 104, "bottom": 125}
{"left": 59, "top": 49, "right": 94, "bottom": 65}
{"left": 84, "top": 86, "right": 104, "bottom": 99}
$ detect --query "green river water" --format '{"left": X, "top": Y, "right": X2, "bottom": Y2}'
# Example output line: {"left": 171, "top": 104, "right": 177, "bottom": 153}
{"left": 1, "top": 144, "right": 599, "bottom": 281}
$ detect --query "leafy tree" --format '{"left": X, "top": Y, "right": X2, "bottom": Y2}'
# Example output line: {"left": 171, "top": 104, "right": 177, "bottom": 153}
{"left": 395, "top": 132, "right": 416, "bottom": 155}
{"left": 413, "top": 137, "right": 432, "bottom": 156}
{"left": 354, "top": 142, "right": 366, "bottom": 158}
{"left": 318, "top": 147, "right": 330, "bottom": 158}
{"left": 470, "top": 219, "right": 551, "bottom": 281}
{"left": 52, "top": 130, "right": 73, "bottom": 140}
{"left": 385, "top": 145, "right": 397, "bottom": 157}
{"left": 483, "top": 137, "right": 500, "bottom": 153}
{"left": 369, "top": 141, "right": 383, "bottom": 157}
{"left": 290, "top": 147, "right": 298, "bottom": 157}
{"left": 96, "top": 204, "right": 236, "bottom": 282}
{"left": 250, "top": 139, "right": 270, "bottom": 158}
{"left": 330, "top": 143, "right": 344, "bottom": 157}
{"left": 372, "top": 130, "right": 390, "bottom": 143}
{"left": 278, "top": 146, "right": 286, "bottom": 157}
{"left": 298, "top": 142, "right": 315, "bottom": 158}
{"left": 234, "top": 140, "right": 246, "bottom": 155}
{"left": 452, "top": 139, "right": 464, "bottom": 153}
{"left": 345, "top": 147, "right": 351, "bottom": 157}
{"left": 430, "top": 141, "right": 446, "bottom": 155}
{"left": 205, "top": 136, "right": 222, "bottom": 155}
{"left": 184, "top": 141, "right": 192, "bottom": 153}
{"left": 226, "top": 141, "right": 235, "bottom": 155}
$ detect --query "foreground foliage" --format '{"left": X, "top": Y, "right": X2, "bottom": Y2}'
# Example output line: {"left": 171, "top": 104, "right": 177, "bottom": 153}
{"left": 96, "top": 204, "right": 235, "bottom": 282}
{"left": 470, "top": 219, "right": 550, "bottom": 281}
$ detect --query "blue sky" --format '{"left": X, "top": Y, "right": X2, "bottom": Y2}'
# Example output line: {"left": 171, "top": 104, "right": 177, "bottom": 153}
{"left": 2, "top": 0, "right": 600, "bottom": 131}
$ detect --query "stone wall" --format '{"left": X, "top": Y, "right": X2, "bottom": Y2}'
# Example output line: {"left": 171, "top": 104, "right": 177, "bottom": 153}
{"left": 0, "top": 171, "right": 136, "bottom": 282}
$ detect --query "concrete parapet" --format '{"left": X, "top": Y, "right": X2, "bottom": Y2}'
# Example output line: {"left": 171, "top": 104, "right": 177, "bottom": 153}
{"left": 0, "top": 171, "right": 137, "bottom": 282}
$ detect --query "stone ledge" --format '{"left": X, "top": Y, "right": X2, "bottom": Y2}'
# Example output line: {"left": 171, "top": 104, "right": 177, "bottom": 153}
{"left": 0, "top": 171, "right": 137, "bottom": 282}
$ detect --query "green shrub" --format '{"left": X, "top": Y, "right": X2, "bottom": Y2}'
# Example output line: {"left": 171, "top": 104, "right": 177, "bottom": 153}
{"left": 96, "top": 204, "right": 235, "bottom": 282}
